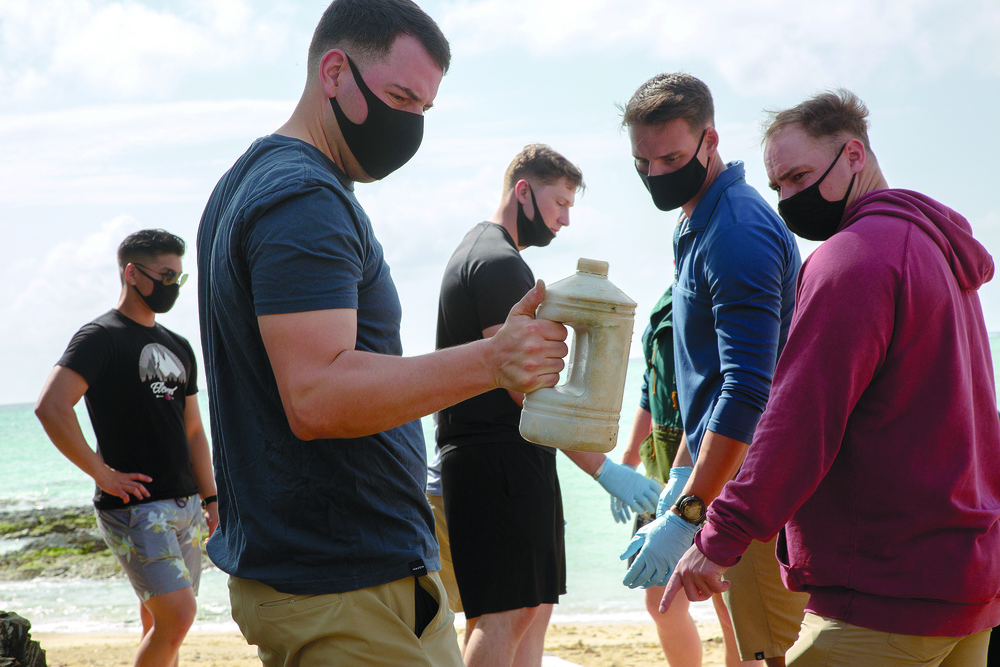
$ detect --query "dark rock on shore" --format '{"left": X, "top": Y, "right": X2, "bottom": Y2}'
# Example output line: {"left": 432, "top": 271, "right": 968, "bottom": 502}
{"left": 0, "top": 611, "right": 46, "bottom": 666}
{"left": 0, "top": 507, "right": 97, "bottom": 536}
{"left": 0, "top": 506, "right": 213, "bottom": 581}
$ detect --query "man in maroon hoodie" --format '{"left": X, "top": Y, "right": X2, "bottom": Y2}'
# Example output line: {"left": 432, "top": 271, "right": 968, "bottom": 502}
{"left": 662, "top": 89, "right": 1000, "bottom": 665}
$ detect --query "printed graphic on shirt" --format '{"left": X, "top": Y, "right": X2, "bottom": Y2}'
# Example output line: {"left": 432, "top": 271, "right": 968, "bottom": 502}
{"left": 139, "top": 344, "right": 186, "bottom": 401}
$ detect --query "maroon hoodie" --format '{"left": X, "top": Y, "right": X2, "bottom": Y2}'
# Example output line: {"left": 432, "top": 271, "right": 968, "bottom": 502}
{"left": 698, "top": 188, "right": 1000, "bottom": 636}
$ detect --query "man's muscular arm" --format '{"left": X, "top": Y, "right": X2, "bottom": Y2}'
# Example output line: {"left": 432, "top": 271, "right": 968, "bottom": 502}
{"left": 260, "top": 280, "right": 568, "bottom": 441}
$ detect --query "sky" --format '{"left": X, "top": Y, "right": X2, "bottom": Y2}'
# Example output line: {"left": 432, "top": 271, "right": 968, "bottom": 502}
{"left": 1, "top": 0, "right": 998, "bottom": 407}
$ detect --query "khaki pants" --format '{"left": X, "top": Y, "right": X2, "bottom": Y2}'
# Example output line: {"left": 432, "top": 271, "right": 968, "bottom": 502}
{"left": 722, "top": 535, "right": 809, "bottom": 660}
{"left": 788, "top": 613, "right": 991, "bottom": 666}
{"left": 428, "top": 493, "right": 463, "bottom": 613}
{"left": 229, "top": 573, "right": 463, "bottom": 666}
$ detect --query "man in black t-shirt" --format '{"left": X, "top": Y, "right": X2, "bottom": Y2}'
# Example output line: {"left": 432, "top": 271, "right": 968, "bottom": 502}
{"left": 36, "top": 229, "right": 218, "bottom": 667}
{"left": 436, "top": 145, "right": 663, "bottom": 666}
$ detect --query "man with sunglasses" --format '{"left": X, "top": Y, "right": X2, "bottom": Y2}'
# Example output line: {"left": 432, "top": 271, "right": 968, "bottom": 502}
{"left": 619, "top": 72, "right": 807, "bottom": 665}
{"left": 36, "top": 228, "right": 217, "bottom": 667}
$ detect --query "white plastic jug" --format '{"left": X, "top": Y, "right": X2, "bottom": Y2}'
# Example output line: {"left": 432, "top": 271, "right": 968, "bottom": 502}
{"left": 519, "top": 258, "right": 636, "bottom": 452}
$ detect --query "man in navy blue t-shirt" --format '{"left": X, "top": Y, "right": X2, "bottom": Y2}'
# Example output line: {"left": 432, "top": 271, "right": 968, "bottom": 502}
{"left": 196, "top": 1, "right": 569, "bottom": 664}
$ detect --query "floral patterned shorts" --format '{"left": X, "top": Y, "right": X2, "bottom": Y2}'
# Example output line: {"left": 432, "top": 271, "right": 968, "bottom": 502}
{"left": 96, "top": 497, "right": 202, "bottom": 602}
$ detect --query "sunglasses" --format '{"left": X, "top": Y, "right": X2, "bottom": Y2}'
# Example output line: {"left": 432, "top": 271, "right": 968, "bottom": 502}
{"left": 133, "top": 264, "right": 188, "bottom": 287}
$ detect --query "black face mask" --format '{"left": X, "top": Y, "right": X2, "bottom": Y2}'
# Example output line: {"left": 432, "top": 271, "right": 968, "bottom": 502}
{"left": 516, "top": 186, "right": 555, "bottom": 248}
{"left": 777, "top": 143, "right": 856, "bottom": 242}
{"left": 637, "top": 129, "right": 708, "bottom": 211}
{"left": 329, "top": 54, "right": 424, "bottom": 180}
{"left": 133, "top": 267, "right": 180, "bottom": 314}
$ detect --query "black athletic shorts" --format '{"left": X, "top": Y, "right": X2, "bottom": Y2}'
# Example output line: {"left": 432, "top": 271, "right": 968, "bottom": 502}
{"left": 440, "top": 441, "right": 566, "bottom": 619}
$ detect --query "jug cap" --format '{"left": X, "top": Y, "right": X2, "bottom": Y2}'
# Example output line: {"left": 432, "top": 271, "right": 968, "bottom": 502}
{"left": 576, "top": 258, "right": 608, "bottom": 277}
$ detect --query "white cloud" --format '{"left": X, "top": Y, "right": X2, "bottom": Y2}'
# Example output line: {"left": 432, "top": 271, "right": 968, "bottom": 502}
{"left": 50, "top": 4, "right": 210, "bottom": 96}
{"left": 0, "top": 0, "right": 293, "bottom": 104}
{"left": 437, "top": 0, "right": 674, "bottom": 60}
{"left": 0, "top": 100, "right": 292, "bottom": 206}
{"left": 6, "top": 215, "right": 135, "bottom": 324}
{"left": 0, "top": 215, "right": 140, "bottom": 403}
{"left": 437, "top": 0, "right": 1000, "bottom": 95}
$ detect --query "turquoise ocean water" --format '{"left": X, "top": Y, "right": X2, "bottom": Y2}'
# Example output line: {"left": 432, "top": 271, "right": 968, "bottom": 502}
{"left": 2, "top": 336, "right": 999, "bottom": 632}
{"left": 0, "top": 358, "right": 674, "bottom": 632}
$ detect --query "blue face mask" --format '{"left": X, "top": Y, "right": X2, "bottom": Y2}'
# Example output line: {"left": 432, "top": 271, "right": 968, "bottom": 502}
{"left": 329, "top": 54, "right": 424, "bottom": 180}
{"left": 637, "top": 129, "right": 708, "bottom": 211}
{"left": 777, "top": 143, "right": 855, "bottom": 242}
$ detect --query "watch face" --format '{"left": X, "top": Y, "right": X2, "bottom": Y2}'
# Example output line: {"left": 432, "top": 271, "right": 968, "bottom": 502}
{"left": 678, "top": 495, "right": 706, "bottom": 524}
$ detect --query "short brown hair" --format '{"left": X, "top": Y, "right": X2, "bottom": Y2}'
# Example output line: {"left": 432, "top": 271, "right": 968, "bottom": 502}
{"left": 620, "top": 73, "right": 714, "bottom": 131}
{"left": 307, "top": 0, "right": 450, "bottom": 80}
{"left": 503, "top": 144, "right": 585, "bottom": 194}
{"left": 763, "top": 88, "right": 872, "bottom": 151}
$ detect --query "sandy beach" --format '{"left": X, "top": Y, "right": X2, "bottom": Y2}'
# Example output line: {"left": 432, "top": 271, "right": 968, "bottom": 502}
{"left": 34, "top": 621, "right": 730, "bottom": 666}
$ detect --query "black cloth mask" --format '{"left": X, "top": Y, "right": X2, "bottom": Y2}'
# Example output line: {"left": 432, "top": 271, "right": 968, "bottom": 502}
{"left": 777, "top": 143, "right": 856, "bottom": 242}
{"left": 132, "top": 266, "right": 180, "bottom": 314}
{"left": 637, "top": 129, "right": 708, "bottom": 211}
{"left": 329, "top": 54, "right": 424, "bottom": 180}
{"left": 516, "top": 186, "right": 555, "bottom": 248}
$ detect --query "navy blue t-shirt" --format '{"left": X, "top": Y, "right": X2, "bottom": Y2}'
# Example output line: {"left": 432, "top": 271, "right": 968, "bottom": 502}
{"left": 197, "top": 134, "right": 436, "bottom": 595}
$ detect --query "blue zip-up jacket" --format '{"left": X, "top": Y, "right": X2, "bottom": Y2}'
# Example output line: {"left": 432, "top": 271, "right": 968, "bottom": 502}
{"left": 672, "top": 161, "right": 800, "bottom": 461}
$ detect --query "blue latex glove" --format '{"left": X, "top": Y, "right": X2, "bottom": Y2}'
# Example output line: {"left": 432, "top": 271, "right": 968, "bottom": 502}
{"left": 596, "top": 460, "right": 663, "bottom": 524}
{"left": 605, "top": 464, "right": 636, "bottom": 524}
{"left": 656, "top": 465, "right": 693, "bottom": 518}
{"left": 620, "top": 511, "right": 699, "bottom": 589}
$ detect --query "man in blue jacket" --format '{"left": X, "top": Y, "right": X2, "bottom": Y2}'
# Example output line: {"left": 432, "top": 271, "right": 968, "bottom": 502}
{"left": 619, "top": 72, "right": 806, "bottom": 665}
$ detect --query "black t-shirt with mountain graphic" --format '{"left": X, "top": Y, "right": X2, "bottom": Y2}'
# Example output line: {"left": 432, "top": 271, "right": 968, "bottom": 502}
{"left": 58, "top": 309, "right": 199, "bottom": 509}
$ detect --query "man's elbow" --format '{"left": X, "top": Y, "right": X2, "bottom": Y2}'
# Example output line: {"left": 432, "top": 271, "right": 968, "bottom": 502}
{"left": 284, "top": 400, "right": 363, "bottom": 441}
{"left": 287, "top": 414, "right": 320, "bottom": 441}
{"left": 186, "top": 426, "right": 206, "bottom": 444}
{"left": 34, "top": 395, "right": 58, "bottom": 428}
